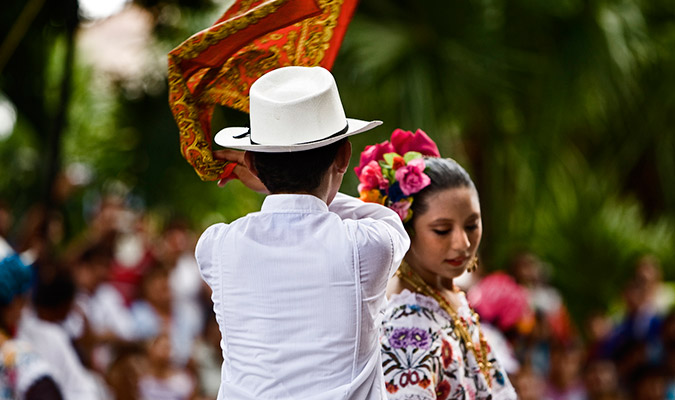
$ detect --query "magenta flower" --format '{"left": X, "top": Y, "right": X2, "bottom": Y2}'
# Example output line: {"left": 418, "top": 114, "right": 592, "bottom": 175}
{"left": 357, "top": 161, "right": 388, "bottom": 192}
{"left": 390, "top": 199, "right": 412, "bottom": 221}
{"left": 467, "top": 272, "right": 532, "bottom": 331}
{"left": 391, "top": 129, "right": 440, "bottom": 158}
{"left": 394, "top": 158, "right": 431, "bottom": 196}
{"left": 354, "top": 141, "right": 395, "bottom": 177}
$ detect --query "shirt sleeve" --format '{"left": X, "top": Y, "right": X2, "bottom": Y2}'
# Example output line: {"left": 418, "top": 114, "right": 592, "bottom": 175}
{"left": 328, "top": 193, "right": 410, "bottom": 279}
{"left": 195, "top": 223, "right": 226, "bottom": 290}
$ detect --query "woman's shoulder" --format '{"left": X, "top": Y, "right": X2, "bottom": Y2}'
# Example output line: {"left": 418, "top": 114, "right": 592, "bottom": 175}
{"left": 384, "top": 289, "right": 447, "bottom": 325}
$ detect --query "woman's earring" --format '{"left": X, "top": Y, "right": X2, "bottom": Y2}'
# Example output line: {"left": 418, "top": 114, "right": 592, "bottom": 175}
{"left": 467, "top": 256, "right": 479, "bottom": 273}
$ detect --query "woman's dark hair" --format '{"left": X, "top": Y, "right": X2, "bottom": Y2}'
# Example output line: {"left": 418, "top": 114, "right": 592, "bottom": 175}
{"left": 251, "top": 138, "right": 347, "bottom": 193}
{"left": 406, "top": 157, "right": 477, "bottom": 229}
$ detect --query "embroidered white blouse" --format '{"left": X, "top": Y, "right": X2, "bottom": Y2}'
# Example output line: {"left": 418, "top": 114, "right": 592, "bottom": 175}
{"left": 196, "top": 193, "right": 410, "bottom": 400}
{"left": 380, "top": 290, "right": 518, "bottom": 400}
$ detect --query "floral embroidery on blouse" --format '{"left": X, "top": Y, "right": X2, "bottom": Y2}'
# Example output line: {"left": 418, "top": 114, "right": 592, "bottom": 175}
{"left": 380, "top": 290, "right": 518, "bottom": 400}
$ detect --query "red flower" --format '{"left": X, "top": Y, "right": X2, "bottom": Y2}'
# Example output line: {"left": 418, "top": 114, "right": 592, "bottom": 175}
{"left": 419, "top": 377, "right": 431, "bottom": 389}
{"left": 354, "top": 141, "right": 395, "bottom": 177}
{"left": 436, "top": 380, "right": 451, "bottom": 400}
{"left": 385, "top": 381, "right": 398, "bottom": 394}
{"left": 391, "top": 128, "right": 440, "bottom": 158}
{"left": 357, "top": 161, "right": 388, "bottom": 192}
{"left": 441, "top": 339, "right": 453, "bottom": 368}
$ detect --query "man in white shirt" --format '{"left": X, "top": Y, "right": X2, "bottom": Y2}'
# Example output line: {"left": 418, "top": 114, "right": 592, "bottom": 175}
{"left": 195, "top": 66, "right": 410, "bottom": 399}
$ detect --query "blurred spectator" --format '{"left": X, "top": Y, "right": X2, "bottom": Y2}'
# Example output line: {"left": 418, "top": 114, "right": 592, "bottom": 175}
{"left": 660, "top": 311, "right": 675, "bottom": 399}
{"left": 157, "top": 219, "right": 205, "bottom": 337}
{"left": 468, "top": 271, "right": 534, "bottom": 374}
{"left": 634, "top": 254, "right": 674, "bottom": 316}
{"left": 64, "top": 240, "right": 136, "bottom": 371}
{"left": 602, "top": 274, "right": 662, "bottom": 382}
{"left": 544, "top": 340, "right": 586, "bottom": 400}
{"left": 510, "top": 365, "right": 545, "bottom": 400}
{"left": 131, "top": 264, "right": 201, "bottom": 366}
{"left": 584, "top": 310, "right": 613, "bottom": 361}
{"left": 15, "top": 204, "right": 65, "bottom": 266}
{"left": 138, "top": 334, "right": 196, "bottom": 400}
{"left": 0, "top": 239, "right": 63, "bottom": 399}
{"left": 107, "top": 201, "right": 156, "bottom": 306}
{"left": 83, "top": 195, "right": 155, "bottom": 306}
{"left": 18, "top": 268, "right": 107, "bottom": 400}
{"left": 509, "top": 251, "right": 576, "bottom": 375}
{"left": 191, "top": 315, "right": 223, "bottom": 399}
{"left": 582, "top": 358, "right": 625, "bottom": 400}
{"left": 105, "top": 342, "right": 146, "bottom": 400}
{"left": 629, "top": 364, "right": 667, "bottom": 400}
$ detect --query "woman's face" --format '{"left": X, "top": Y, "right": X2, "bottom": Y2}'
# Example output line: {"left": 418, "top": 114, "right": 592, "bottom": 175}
{"left": 406, "top": 186, "right": 482, "bottom": 284}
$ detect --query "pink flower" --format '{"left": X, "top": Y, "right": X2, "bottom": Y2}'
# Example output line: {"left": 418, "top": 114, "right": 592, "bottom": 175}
{"left": 394, "top": 158, "right": 431, "bottom": 196}
{"left": 390, "top": 199, "right": 412, "bottom": 221}
{"left": 354, "top": 141, "right": 395, "bottom": 177}
{"left": 467, "top": 272, "right": 532, "bottom": 332}
{"left": 357, "top": 161, "right": 388, "bottom": 192}
{"left": 391, "top": 129, "right": 440, "bottom": 158}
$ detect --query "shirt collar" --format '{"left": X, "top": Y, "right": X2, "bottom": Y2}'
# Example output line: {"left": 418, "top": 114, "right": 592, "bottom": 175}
{"left": 261, "top": 194, "right": 329, "bottom": 213}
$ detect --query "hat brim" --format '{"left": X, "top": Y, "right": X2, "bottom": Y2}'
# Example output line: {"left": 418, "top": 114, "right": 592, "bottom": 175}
{"left": 214, "top": 118, "right": 382, "bottom": 152}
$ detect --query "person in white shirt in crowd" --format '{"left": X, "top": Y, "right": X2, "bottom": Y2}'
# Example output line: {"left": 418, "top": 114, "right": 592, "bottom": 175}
{"left": 18, "top": 268, "right": 108, "bottom": 400}
{"left": 0, "top": 237, "right": 63, "bottom": 400}
{"left": 64, "top": 241, "right": 136, "bottom": 371}
{"left": 196, "top": 66, "right": 409, "bottom": 399}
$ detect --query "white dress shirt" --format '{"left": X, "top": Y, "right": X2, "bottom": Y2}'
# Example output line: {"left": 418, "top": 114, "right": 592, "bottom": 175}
{"left": 196, "top": 193, "right": 410, "bottom": 400}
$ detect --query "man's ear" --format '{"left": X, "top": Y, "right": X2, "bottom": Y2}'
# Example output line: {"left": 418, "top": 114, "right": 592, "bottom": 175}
{"left": 243, "top": 151, "right": 259, "bottom": 177}
{"left": 335, "top": 140, "right": 352, "bottom": 174}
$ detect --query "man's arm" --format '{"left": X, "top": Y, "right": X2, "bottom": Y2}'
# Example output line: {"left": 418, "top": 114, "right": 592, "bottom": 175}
{"left": 329, "top": 193, "right": 410, "bottom": 277}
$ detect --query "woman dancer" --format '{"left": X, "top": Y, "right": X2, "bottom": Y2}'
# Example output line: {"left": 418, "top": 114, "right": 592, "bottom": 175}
{"left": 355, "top": 129, "right": 517, "bottom": 399}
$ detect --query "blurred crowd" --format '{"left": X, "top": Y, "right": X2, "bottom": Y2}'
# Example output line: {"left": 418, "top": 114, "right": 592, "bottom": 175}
{"left": 463, "top": 252, "right": 675, "bottom": 400}
{"left": 1, "top": 193, "right": 674, "bottom": 400}
{"left": 1, "top": 195, "right": 221, "bottom": 400}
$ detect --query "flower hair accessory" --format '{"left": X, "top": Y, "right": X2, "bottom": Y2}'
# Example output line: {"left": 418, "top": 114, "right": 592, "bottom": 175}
{"left": 355, "top": 129, "right": 440, "bottom": 222}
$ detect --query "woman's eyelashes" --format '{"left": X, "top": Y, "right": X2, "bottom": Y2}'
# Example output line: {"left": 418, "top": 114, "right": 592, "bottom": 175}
{"left": 432, "top": 223, "right": 479, "bottom": 236}
{"left": 465, "top": 223, "right": 479, "bottom": 232}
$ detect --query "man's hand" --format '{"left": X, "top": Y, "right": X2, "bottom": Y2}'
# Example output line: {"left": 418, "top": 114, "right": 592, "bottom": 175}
{"left": 213, "top": 149, "right": 269, "bottom": 194}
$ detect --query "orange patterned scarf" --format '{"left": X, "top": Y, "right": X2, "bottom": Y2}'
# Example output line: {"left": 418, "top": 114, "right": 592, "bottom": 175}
{"left": 168, "top": 0, "right": 359, "bottom": 181}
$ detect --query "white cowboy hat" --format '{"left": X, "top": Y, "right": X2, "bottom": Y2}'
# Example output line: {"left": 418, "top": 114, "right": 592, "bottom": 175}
{"left": 214, "top": 66, "right": 382, "bottom": 152}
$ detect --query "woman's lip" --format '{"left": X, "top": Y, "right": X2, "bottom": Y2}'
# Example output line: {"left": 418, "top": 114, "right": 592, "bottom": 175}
{"left": 446, "top": 258, "right": 467, "bottom": 266}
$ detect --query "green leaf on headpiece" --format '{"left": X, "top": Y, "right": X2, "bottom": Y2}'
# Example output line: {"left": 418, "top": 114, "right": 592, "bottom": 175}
{"left": 403, "top": 151, "right": 422, "bottom": 163}
{"left": 384, "top": 167, "right": 396, "bottom": 182}
{"left": 382, "top": 152, "right": 400, "bottom": 166}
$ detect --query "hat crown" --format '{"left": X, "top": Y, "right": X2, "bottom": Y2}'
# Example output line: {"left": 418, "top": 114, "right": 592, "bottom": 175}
{"left": 249, "top": 66, "right": 347, "bottom": 146}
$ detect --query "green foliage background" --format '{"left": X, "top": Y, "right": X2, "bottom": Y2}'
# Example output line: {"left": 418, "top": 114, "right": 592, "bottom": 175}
{"left": 1, "top": 0, "right": 673, "bottom": 327}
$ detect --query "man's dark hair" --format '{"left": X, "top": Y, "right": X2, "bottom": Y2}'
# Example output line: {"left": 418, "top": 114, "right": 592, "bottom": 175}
{"left": 251, "top": 138, "right": 347, "bottom": 193}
